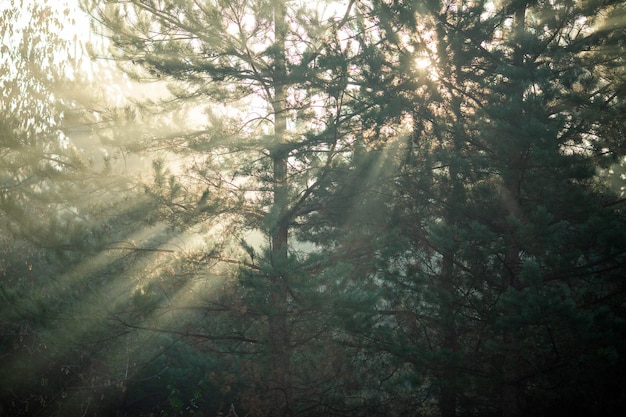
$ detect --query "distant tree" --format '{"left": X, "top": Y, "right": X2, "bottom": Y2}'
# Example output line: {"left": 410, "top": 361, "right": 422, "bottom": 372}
{"left": 0, "top": 2, "right": 156, "bottom": 415}
{"left": 0, "top": 0, "right": 88, "bottom": 244}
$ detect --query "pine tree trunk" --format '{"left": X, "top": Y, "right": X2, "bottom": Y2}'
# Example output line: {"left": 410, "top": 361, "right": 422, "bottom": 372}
{"left": 268, "top": 1, "right": 292, "bottom": 415}
{"left": 440, "top": 247, "right": 458, "bottom": 417}
{"left": 440, "top": 156, "right": 460, "bottom": 417}
{"left": 268, "top": 152, "right": 291, "bottom": 416}
{"left": 501, "top": 247, "right": 523, "bottom": 417}
{"left": 500, "top": 6, "right": 527, "bottom": 417}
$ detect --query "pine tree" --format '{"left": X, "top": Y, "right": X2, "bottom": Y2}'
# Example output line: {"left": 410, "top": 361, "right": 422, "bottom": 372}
{"left": 82, "top": 1, "right": 385, "bottom": 414}
{"left": 361, "top": 0, "right": 626, "bottom": 416}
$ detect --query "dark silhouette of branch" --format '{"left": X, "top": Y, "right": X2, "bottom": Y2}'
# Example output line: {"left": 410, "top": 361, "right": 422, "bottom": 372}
{"left": 113, "top": 317, "right": 258, "bottom": 344}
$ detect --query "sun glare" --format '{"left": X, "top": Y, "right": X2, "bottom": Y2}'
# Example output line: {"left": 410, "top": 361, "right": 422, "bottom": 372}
{"left": 415, "top": 56, "right": 431, "bottom": 69}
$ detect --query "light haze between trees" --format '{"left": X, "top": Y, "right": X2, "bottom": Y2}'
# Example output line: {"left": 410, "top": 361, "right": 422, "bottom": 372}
{"left": 1, "top": 1, "right": 626, "bottom": 417}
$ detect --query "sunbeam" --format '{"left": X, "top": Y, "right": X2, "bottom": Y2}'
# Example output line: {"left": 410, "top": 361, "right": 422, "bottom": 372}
{"left": 3, "top": 0, "right": 626, "bottom": 416}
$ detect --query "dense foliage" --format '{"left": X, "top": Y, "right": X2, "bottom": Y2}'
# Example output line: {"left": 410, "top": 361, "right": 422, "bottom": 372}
{"left": 1, "top": 1, "right": 625, "bottom": 416}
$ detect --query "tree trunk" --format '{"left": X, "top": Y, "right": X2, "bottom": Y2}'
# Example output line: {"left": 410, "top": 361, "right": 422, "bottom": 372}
{"left": 440, "top": 160, "right": 460, "bottom": 417}
{"left": 500, "top": 6, "right": 527, "bottom": 417}
{"left": 440, "top": 248, "right": 458, "bottom": 417}
{"left": 267, "top": 1, "right": 292, "bottom": 415}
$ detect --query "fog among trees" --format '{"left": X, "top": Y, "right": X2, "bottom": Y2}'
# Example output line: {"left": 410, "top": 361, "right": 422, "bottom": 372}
{"left": 2, "top": 1, "right": 626, "bottom": 416}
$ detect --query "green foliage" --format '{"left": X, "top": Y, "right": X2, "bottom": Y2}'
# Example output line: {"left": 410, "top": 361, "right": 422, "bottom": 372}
{"left": 3, "top": 0, "right": 626, "bottom": 416}
{"left": 360, "top": 0, "right": 626, "bottom": 415}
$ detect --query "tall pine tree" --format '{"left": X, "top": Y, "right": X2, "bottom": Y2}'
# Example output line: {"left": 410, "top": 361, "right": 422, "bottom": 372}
{"left": 361, "top": 0, "right": 626, "bottom": 416}
{"left": 82, "top": 1, "right": 387, "bottom": 415}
